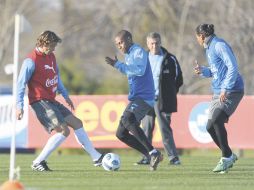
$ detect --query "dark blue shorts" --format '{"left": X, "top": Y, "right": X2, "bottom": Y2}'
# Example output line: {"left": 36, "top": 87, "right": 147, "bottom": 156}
{"left": 31, "top": 100, "right": 72, "bottom": 133}
{"left": 123, "top": 99, "right": 153, "bottom": 122}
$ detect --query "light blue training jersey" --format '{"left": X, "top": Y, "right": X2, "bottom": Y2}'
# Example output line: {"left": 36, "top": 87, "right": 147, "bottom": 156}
{"left": 200, "top": 35, "right": 244, "bottom": 94}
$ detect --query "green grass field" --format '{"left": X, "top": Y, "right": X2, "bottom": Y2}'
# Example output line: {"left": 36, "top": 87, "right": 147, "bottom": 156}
{"left": 0, "top": 150, "right": 254, "bottom": 190}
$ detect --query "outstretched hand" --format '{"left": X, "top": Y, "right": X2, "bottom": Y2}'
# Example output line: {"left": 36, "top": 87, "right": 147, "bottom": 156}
{"left": 105, "top": 56, "right": 118, "bottom": 67}
{"left": 66, "top": 97, "right": 75, "bottom": 111}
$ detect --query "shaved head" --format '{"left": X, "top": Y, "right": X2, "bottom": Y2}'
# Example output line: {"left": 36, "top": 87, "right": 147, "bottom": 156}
{"left": 115, "top": 30, "right": 133, "bottom": 54}
{"left": 116, "top": 30, "right": 132, "bottom": 41}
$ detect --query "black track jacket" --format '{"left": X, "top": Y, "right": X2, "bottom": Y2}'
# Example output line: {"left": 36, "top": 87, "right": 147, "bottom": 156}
{"left": 157, "top": 47, "right": 183, "bottom": 113}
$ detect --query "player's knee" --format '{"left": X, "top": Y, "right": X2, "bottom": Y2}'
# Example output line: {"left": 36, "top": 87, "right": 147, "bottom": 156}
{"left": 116, "top": 122, "right": 125, "bottom": 141}
{"left": 54, "top": 125, "right": 70, "bottom": 137}
{"left": 206, "top": 119, "right": 214, "bottom": 132}
{"left": 61, "top": 126, "right": 70, "bottom": 137}
{"left": 211, "top": 108, "right": 228, "bottom": 125}
{"left": 74, "top": 118, "right": 83, "bottom": 129}
{"left": 121, "top": 111, "right": 138, "bottom": 129}
{"left": 116, "top": 131, "right": 124, "bottom": 141}
{"left": 67, "top": 117, "right": 83, "bottom": 130}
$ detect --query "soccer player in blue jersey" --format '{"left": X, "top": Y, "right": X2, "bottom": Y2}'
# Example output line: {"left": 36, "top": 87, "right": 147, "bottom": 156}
{"left": 194, "top": 24, "right": 244, "bottom": 173}
{"left": 105, "top": 30, "right": 163, "bottom": 171}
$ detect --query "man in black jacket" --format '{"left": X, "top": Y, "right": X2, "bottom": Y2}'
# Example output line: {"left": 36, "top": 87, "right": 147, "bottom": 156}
{"left": 135, "top": 32, "right": 183, "bottom": 165}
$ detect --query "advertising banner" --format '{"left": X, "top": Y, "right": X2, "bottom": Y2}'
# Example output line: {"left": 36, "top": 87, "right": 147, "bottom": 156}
{"left": 27, "top": 95, "right": 254, "bottom": 149}
{"left": 0, "top": 96, "right": 28, "bottom": 148}
{"left": 1, "top": 95, "right": 253, "bottom": 149}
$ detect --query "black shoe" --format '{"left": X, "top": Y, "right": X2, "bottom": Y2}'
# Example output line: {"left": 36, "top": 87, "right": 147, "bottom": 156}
{"left": 134, "top": 157, "right": 150, "bottom": 165}
{"left": 169, "top": 157, "right": 181, "bottom": 165}
{"left": 150, "top": 150, "right": 163, "bottom": 171}
{"left": 31, "top": 160, "right": 52, "bottom": 172}
{"left": 93, "top": 154, "right": 105, "bottom": 167}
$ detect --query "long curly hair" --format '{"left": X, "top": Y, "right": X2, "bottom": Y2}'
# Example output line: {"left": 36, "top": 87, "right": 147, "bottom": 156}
{"left": 36, "top": 31, "right": 62, "bottom": 47}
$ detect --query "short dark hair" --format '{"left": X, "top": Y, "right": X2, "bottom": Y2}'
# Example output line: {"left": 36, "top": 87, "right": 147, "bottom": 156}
{"left": 36, "top": 31, "right": 62, "bottom": 47}
{"left": 196, "top": 24, "right": 215, "bottom": 37}
{"left": 116, "top": 30, "right": 132, "bottom": 41}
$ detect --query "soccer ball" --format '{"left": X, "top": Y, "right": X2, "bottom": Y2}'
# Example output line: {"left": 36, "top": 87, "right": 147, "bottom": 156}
{"left": 102, "top": 153, "right": 120, "bottom": 171}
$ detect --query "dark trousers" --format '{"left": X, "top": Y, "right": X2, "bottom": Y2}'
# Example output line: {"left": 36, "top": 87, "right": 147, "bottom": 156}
{"left": 142, "top": 100, "right": 178, "bottom": 160}
{"left": 116, "top": 99, "right": 154, "bottom": 158}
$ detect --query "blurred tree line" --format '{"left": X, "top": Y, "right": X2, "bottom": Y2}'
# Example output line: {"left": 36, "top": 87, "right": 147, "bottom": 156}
{"left": 0, "top": 0, "right": 253, "bottom": 95}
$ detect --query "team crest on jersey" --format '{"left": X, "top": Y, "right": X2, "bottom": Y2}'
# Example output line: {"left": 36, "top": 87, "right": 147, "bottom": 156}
{"left": 133, "top": 49, "right": 143, "bottom": 59}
